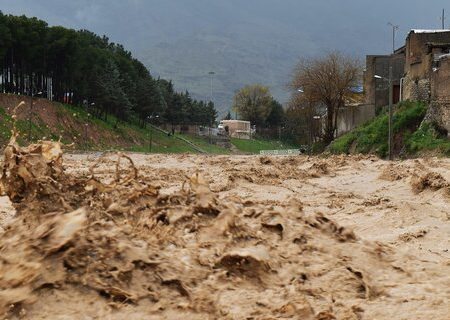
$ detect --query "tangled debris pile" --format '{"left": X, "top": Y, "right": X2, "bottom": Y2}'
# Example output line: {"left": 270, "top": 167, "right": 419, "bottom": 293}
{"left": 0, "top": 131, "right": 404, "bottom": 319}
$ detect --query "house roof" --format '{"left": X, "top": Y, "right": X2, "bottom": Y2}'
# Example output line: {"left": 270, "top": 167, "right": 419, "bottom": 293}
{"left": 350, "top": 85, "right": 364, "bottom": 94}
{"left": 411, "top": 29, "right": 450, "bottom": 34}
{"left": 394, "top": 45, "right": 406, "bottom": 54}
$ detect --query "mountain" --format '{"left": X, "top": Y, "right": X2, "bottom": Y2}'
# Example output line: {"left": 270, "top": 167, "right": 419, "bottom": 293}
{"left": 1, "top": 0, "right": 449, "bottom": 115}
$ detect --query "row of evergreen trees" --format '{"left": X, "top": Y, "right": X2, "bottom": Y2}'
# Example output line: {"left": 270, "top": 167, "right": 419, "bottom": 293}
{"left": 0, "top": 12, "right": 217, "bottom": 127}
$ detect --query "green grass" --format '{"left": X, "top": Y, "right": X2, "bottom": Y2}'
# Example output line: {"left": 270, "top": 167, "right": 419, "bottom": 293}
{"left": 125, "top": 129, "right": 199, "bottom": 154}
{"left": 0, "top": 97, "right": 305, "bottom": 156}
{"left": 178, "top": 134, "right": 230, "bottom": 154}
{"left": 330, "top": 110, "right": 392, "bottom": 156}
{"left": 83, "top": 111, "right": 204, "bottom": 154}
{"left": 0, "top": 102, "right": 201, "bottom": 154}
{"left": 405, "top": 122, "right": 450, "bottom": 156}
{"left": 0, "top": 107, "right": 55, "bottom": 146}
{"left": 329, "top": 101, "right": 450, "bottom": 157}
{"left": 0, "top": 107, "right": 13, "bottom": 142}
{"left": 0, "top": 100, "right": 215, "bottom": 154}
{"left": 231, "top": 138, "right": 297, "bottom": 154}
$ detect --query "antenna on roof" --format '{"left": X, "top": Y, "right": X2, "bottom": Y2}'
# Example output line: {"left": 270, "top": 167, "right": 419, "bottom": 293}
{"left": 388, "top": 22, "right": 399, "bottom": 54}
{"left": 441, "top": 9, "right": 446, "bottom": 29}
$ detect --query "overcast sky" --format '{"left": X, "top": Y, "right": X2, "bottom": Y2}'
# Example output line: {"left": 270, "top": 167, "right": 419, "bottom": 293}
{"left": 2, "top": 0, "right": 449, "bottom": 51}
{"left": 1, "top": 0, "right": 449, "bottom": 108}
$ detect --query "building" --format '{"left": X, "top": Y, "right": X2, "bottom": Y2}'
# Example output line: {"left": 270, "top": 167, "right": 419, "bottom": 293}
{"left": 402, "top": 29, "right": 450, "bottom": 132}
{"left": 363, "top": 47, "right": 405, "bottom": 110}
{"left": 363, "top": 29, "right": 450, "bottom": 133}
{"left": 219, "top": 120, "right": 252, "bottom": 139}
{"left": 403, "top": 29, "right": 450, "bottom": 102}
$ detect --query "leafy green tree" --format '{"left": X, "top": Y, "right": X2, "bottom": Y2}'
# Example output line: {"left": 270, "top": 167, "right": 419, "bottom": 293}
{"left": 204, "top": 101, "right": 218, "bottom": 126}
{"left": 0, "top": 12, "right": 215, "bottom": 128}
{"left": 266, "top": 99, "right": 285, "bottom": 127}
{"left": 96, "top": 60, "right": 132, "bottom": 125}
{"left": 232, "top": 84, "right": 273, "bottom": 126}
{"left": 223, "top": 111, "right": 232, "bottom": 120}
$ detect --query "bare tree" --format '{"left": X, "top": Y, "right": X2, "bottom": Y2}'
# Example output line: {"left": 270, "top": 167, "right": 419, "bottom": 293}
{"left": 285, "top": 94, "right": 320, "bottom": 146}
{"left": 291, "top": 52, "right": 361, "bottom": 144}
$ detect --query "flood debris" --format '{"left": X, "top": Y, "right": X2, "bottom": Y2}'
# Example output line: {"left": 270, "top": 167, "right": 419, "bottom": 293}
{"left": 0, "top": 104, "right": 439, "bottom": 319}
{"left": 411, "top": 171, "right": 450, "bottom": 193}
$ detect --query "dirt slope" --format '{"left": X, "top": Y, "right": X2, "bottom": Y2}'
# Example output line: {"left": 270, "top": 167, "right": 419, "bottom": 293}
{"left": 0, "top": 94, "right": 198, "bottom": 153}
{"left": 0, "top": 94, "right": 123, "bottom": 147}
{"left": 0, "top": 141, "right": 449, "bottom": 319}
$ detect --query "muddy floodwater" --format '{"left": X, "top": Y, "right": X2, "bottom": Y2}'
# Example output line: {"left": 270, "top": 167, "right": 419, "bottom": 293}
{"left": 1, "top": 143, "right": 449, "bottom": 319}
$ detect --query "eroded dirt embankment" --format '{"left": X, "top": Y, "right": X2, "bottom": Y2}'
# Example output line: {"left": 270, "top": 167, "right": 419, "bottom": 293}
{"left": 0, "top": 135, "right": 449, "bottom": 319}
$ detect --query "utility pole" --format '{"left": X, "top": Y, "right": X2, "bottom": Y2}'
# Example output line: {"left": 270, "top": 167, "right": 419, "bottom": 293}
{"left": 208, "top": 71, "right": 215, "bottom": 144}
{"left": 388, "top": 66, "right": 393, "bottom": 161}
{"left": 388, "top": 22, "right": 399, "bottom": 53}
{"left": 28, "top": 75, "right": 33, "bottom": 141}
{"left": 150, "top": 125, "right": 153, "bottom": 152}
{"left": 373, "top": 68, "right": 394, "bottom": 160}
{"left": 148, "top": 115, "right": 153, "bottom": 153}
{"left": 441, "top": 9, "right": 446, "bottom": 29}
{"left": 208, "top": 71, "right": 215, "bottom": 102}
{"left": 147, "top": 115, "right": 159, "bottom": 153}
{"left": 84, "top": 124, "right": 88, "bottom": 142}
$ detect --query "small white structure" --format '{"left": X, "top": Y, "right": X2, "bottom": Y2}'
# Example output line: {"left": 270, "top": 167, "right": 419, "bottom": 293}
{"left": 219, "top": 120, "right": 252, "bottom": 139}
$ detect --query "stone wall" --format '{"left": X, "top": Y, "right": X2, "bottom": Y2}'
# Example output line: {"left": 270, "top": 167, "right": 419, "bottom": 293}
{"left": 424, "top": 101, "right": 450, "bottom": 133}
{"left": 403, "top": 78, "right": 431, "bottom": 102}
{"left": 424, "top": 56, "right": 450, "bottom": 133}
{"left": 431, "top": 56, "right": 450, "bottom": 101}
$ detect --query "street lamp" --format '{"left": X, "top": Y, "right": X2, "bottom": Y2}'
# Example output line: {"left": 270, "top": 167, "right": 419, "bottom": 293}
{"left": 84, "top": 123, "right": 89, "bottom": 147}
{"left": 297, "top": 87, "right": 315, "bottom": 154}
{"left": 374, "top": 66, "right": 394, "bottom": 161}
{"left": 147, "top": 114, "right": 160, "bottom": 153}
{"left": 208, "top": 71, "right": 215, "bottom": 102}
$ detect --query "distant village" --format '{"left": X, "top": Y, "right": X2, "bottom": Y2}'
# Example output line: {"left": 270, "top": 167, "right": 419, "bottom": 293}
{"left": 340, "top": 29, "right": 450, "bottom": 137}
{"left": 211, "top": 29, "right": 450, "bottom": 143}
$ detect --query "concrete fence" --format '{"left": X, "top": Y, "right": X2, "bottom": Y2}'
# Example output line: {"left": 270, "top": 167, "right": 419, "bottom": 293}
{"left": 336, "top": 104, "right": 376, "bottom": 137}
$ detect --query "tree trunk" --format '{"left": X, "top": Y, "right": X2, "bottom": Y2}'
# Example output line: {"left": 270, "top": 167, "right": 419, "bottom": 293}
{"left": 324, "top": 105, "right": 335, "bottom": 144}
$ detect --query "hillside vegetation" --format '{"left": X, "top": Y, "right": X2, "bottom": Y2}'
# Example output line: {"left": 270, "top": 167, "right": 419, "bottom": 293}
{"left": 330, "top": 101, "right": 450, "bottom": 157}
{"left": 0, "top": 13, "right": 216, "bottom": 129}
{"left": 0, "top": 94, "right": 204, "bottom": 153}
{"left": 0, "top": 94, "right": 293, "bottom": 155}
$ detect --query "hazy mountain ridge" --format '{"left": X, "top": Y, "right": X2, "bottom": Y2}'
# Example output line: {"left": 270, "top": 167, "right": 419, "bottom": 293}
{"left": 138, "top": 31, "right": 308, "bottom": 113}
